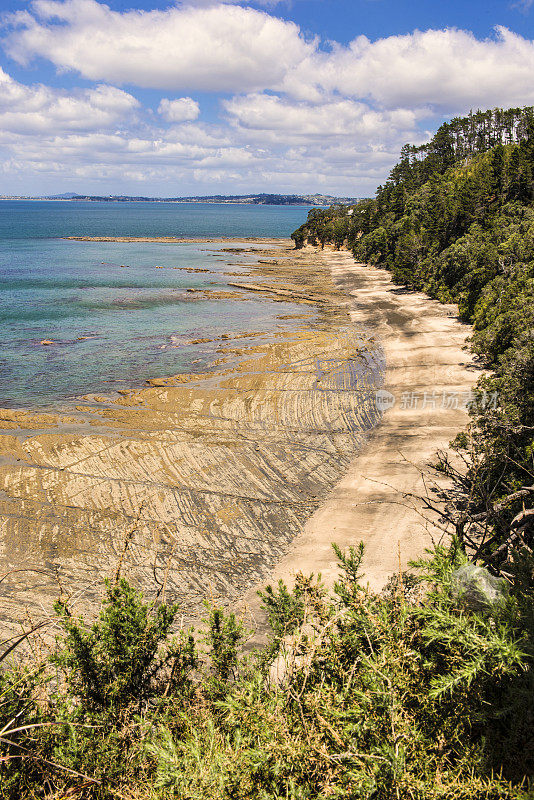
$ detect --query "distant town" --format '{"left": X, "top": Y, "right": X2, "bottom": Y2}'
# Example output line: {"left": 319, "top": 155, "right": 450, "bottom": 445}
{"left": 0, "top": 192, "right": 361, "bottom": 206}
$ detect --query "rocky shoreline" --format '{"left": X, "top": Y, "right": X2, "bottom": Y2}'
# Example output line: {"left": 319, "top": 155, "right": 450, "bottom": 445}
{"left": 62, "top": 236, "right": 289, "bottom": 244}
{"left": 0, "top": 242, "right": 382, "bottom": 635}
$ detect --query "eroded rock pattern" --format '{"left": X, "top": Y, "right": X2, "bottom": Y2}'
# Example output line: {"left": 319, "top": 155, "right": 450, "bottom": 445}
{"left": 0, "top": 245, "right": 382, "bottom": 629}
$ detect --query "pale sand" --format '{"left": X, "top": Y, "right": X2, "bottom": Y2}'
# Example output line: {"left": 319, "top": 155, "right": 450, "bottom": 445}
{"left": 240, "top": 250, "right": 477, "bottom": 626}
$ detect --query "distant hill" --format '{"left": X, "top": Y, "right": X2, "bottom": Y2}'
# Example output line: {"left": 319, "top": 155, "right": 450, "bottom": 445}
{"left": 46, "top": 192, "right": 81, "bottom": 199}
{"left": 36, "top": 192, "right": 361, "bottom": 206}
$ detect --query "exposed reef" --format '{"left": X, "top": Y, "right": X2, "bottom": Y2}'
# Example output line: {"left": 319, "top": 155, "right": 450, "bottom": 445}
{"left": 0, "top": 244, "right": 382, "bottom": 631}
{"left": 62, "top": 236, "right": 290, "bottom": 244}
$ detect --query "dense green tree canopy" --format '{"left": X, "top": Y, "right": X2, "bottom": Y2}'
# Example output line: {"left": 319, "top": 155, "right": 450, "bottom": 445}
{"left": 293, "top": 106, "right": 534, "bottom": 570}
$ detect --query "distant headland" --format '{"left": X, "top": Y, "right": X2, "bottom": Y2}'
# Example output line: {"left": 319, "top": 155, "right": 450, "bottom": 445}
{"left": 0, "top": 192, "right": 361, "bottom": 205}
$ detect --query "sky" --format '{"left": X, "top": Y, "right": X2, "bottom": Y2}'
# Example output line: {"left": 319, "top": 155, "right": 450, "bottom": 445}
{"left": 0, "top": 0, "right": 534, "bottom": 197}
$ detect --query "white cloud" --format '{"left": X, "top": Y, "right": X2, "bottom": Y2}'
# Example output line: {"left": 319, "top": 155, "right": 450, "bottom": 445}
{"left": 512, "top": 0, "right": 534, "bottom": 12}
{"left": 0, "top": 98, "right": 388, "bottom": 194}
{"left": 3, "top": 1, "right": 534, "bottom": 195}
{"left": 0, "top": 67, "right": 138, "bottom": 133}
{"left": 287, "top": 26, "right": 534, "bottom": 112}
{"left": 5, "top": 2, "right": 534, "bottom": 115}
{"left": 158, "top": 97, "right": 200, "bottom": 123}
{"left": 4, "top": 0, "right": 313, "bottom": 92}
{"left": 224, "top": 93, "right": 423, "bottom": 144}
{"left": 0, "top": 114, "right": 408, "bottom": 198}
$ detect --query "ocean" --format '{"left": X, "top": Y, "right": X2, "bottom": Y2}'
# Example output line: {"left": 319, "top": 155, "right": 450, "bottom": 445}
{"left": 0, "top": 200, "right": 311, "bottom": 408}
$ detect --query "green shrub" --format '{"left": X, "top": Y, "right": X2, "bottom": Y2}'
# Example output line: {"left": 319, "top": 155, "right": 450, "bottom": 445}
{"left": 1, "top": 543, "right": 533, "bottom": 798}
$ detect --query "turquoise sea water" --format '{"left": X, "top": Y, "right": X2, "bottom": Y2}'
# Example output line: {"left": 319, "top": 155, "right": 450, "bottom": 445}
{"left": 0, "top": 201, "right": 311, "bottom": 408}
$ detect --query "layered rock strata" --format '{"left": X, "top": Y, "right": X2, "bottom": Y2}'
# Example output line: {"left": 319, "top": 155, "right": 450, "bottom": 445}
{"left": 0, "top": 245, "right": 382, "bottom": 630}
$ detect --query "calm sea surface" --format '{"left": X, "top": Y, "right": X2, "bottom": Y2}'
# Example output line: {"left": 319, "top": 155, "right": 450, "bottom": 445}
{"left": 0, "top": 201, "right": 311, "bottom": 408}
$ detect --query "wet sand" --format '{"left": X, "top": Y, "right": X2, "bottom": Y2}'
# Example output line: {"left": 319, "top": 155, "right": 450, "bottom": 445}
{"left": 0, "top": 243, "right": 381, "bottom": 633}
{"left": 241, "top": 250, "right": 477, "bottom": 631}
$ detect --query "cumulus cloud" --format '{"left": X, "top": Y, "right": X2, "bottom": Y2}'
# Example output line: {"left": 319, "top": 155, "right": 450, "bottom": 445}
{"left": 5, "top": 2, "right": 534, "bottom": 115}
{"left": 295, "top": 26, "right": 534, "bottom": 112}
{"left": 224, "top": 93, "right": 423, "bottom": 144}
{"left": 4, "top": 0, "right": 313, "bottom": 92}
{"left": 0, "top": 120, "right": 410, "bottom": 199}
{"left": 0, "top": 92, "right": 394, "bottom": 196}
{"left": 3, "top": 0, "right": 534, "bottom": 195}
{"left": 0, "top": 67, "right": 138, "bottom": 133}
{"left": 158, "top": 97, "right": 200, "bottom": 123}
{"left": 0, "top": 127, "right": 261, "bottom": 193}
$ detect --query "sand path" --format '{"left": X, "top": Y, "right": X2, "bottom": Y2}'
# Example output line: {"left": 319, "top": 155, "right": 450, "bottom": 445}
{"left": 241, "top": 250, "right": 477, "bottom": 623}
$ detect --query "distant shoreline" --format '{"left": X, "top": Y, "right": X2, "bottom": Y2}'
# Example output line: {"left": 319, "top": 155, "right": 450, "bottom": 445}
{"left": 0, "top": 198, "right": 325, "bottom": 206}
{"left": 0, "top": 195, "right": 357, "bottom": 206}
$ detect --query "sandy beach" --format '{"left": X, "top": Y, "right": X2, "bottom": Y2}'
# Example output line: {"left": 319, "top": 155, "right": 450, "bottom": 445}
{"left": 240, "top": 250, "right": 477, "bottom": 629}
{"left": 0, "top": 244, "right": 476, "bottom": 636}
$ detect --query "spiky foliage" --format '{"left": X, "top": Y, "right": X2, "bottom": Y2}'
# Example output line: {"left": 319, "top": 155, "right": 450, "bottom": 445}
{"left": 3, "top": 542, "right": 531, "bottom": 798}
{"left": 146, "top": 543, "right": 532, "bottom": 799}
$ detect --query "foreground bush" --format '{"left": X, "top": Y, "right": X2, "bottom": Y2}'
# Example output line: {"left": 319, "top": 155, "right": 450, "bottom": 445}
{"left": 1, "top": 542, "right": 533, "bottom": 798}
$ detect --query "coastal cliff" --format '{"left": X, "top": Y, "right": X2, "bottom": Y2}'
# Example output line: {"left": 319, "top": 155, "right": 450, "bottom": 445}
{"left": 292, "top": 106, "right": 534, "bottom": 576}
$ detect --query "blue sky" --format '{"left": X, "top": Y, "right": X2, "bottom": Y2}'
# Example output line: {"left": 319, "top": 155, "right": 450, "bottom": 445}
{"left": 0, "top": 0, "right": 533, "bottom": 196}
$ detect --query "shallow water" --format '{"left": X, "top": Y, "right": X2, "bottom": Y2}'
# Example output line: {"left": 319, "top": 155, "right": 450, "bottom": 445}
{"left": 0, "top": 201, "right": 311, "bottom": 407}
